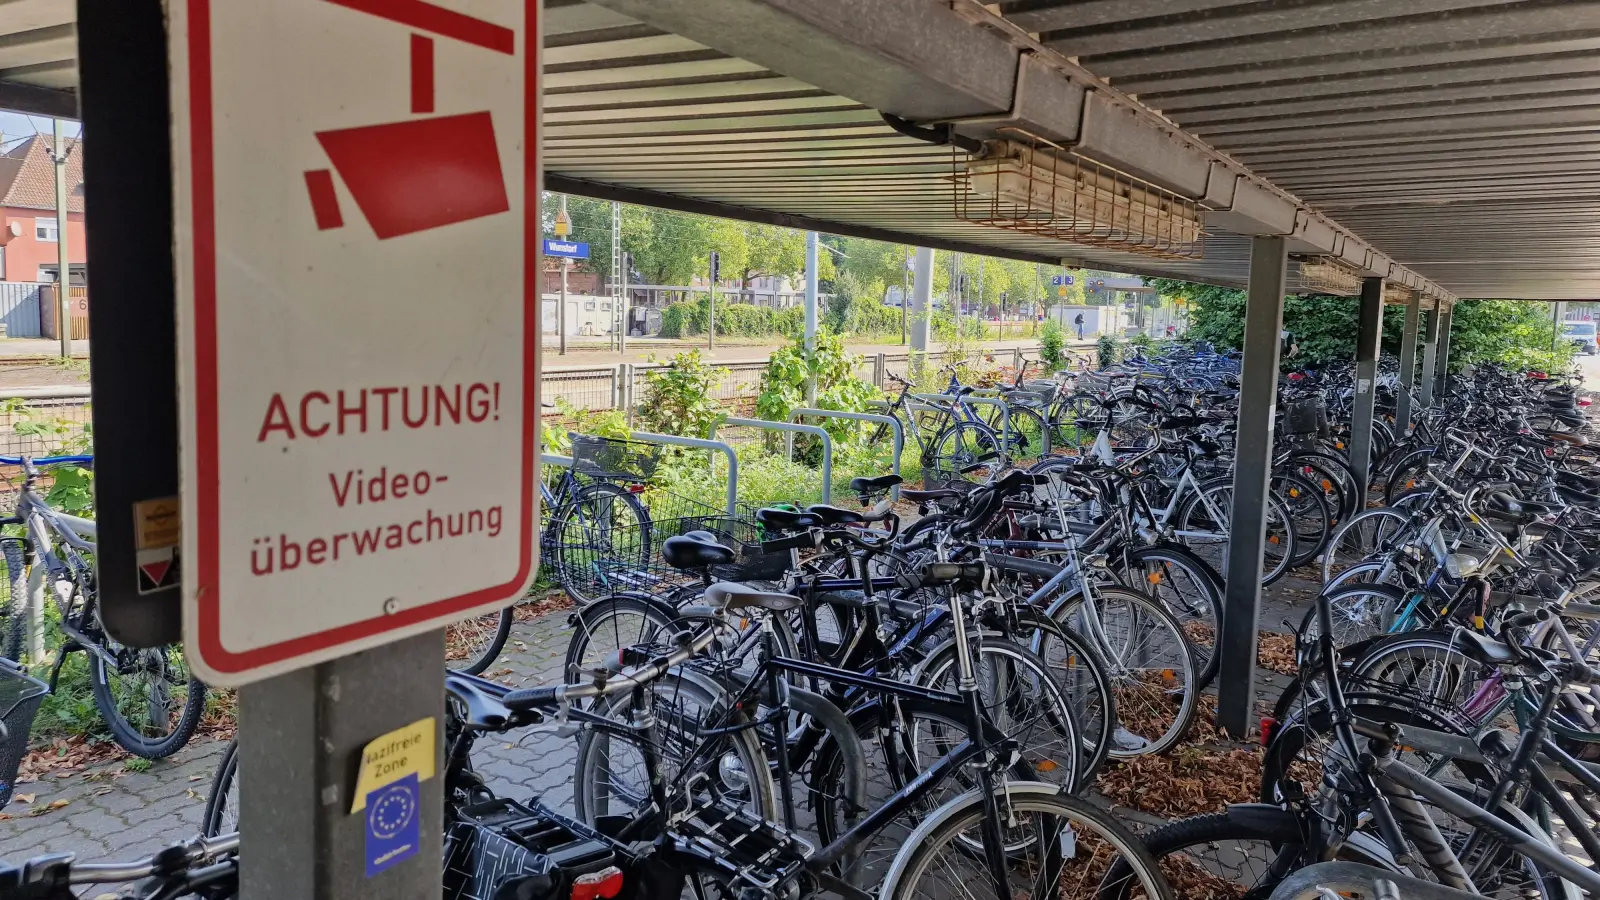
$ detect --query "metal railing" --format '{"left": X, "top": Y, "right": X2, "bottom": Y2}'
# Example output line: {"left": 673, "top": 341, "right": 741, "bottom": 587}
{"left": 709, "top": 417, "right": 833, "bottom": 505}
{"left": 789, "top": 407, "right": 903, "bottom": 500}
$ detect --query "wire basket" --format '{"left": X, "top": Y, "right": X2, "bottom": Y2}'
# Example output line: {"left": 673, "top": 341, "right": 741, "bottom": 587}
{"left": 547, "top": 490, "right": 781, "bottom": 601}
{"left": 1283, "top": 398, "right": 1329, "bottom": 437}
{"left": 569, "top": 434, "right": 660, "bottom": 482}
{"left": 0, "top": 657, "right": 46, "bottom": 807}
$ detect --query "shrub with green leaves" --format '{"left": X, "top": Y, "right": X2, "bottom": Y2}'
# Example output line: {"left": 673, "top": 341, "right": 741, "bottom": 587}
{"left": 1096, "top": 334, "right": 1119, "bottom": 369}
{"left": 638, "top": 349, "right": 728, "bottom": 437}
{"left": 1039, "top": 319, "right": 1065, "bottom": 371}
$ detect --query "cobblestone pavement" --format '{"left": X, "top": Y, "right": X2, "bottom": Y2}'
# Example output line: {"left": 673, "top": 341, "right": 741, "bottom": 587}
{"left": 0, "top": 573, "right": 1316, "bottom": 868}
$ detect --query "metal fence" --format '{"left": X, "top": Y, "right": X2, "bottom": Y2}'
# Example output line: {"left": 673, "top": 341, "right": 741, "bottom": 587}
{"left": 0, "top": 387, "right": 91, "bottom": 457}
{"left": 543, "top": 345, "right": 1051, "bottom": 415}
{"left": 0, "top": 283, "right": 42, "bottom": 338}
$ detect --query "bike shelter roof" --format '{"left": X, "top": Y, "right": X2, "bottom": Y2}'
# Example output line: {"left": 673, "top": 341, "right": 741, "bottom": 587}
{"left": 16, "top": 0, "right": 1600, "bottom": 302}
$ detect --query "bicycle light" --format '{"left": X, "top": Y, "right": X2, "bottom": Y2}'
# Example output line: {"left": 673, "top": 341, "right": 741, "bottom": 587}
{"left": 1445, "top": 553, "right": 1484, "bottom": 579}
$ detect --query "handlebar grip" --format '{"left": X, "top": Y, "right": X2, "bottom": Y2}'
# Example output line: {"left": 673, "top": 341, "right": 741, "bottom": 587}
{"left": 1504, "top": 608, "right": 1551, "bottom": 630}
{"left": 502, "top": 685, "right": 560, "bottom": 709}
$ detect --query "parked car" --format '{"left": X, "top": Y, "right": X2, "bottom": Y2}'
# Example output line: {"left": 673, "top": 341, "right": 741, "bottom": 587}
{"left": 1563, "top": 321, "right": 1598, "bottom": 355}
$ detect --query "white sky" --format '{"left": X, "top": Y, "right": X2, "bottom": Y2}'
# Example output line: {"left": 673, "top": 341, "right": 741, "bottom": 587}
{"left": 0, "top": 113, "right": 79, "bottom": 146}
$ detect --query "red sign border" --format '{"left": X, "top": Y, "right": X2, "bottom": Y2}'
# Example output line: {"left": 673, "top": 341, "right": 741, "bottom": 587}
{"left": 185, "top": 0, "right": 539, "bottom": 674}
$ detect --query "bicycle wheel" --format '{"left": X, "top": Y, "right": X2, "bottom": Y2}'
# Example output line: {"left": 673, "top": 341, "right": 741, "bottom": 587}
{"left": 1049, "top": 392, "right": 1106, "bottom": 452}
{"left": 928, "top": 421, "right": 1003, "bottom": 484}
{"left": 551, "top": 481, "right": 652, "bottom": 604}
{"left": 1109, "top": 544, "right": 1223, "bottom": 691}
{"left": 91, "top": 640, "right": 207, "bottom": 759}
{"left": 445, "top": 606, "right": 513, "bottom": 675}
{"left": 203, "top": 739, "right": 240, "bottom": 837}
{"left": 1294, "top": 582, "right": 1407, "bottom": 652}
{"left": 1100, "top": 810, "right": 1393, "bottom": 900}
{"left": 0, "top": 540, "right": 24, "bottom": 661}
{"left": 572, "top": 668, "right": 776, "bottom": 824}
{"left": 1275, "top": 471, "right": 1331, "bottom": 569}
{"left": 1321, "top": 508, "right": 1413, "bottom": 584}
{"left": 882, "top": 786, "right": 1173, "bottom": 900}
{"left": 980, "top": 404, "right": 1049, "bottom": 462}
{"left": 1176, "top": 479, "right": 1296, "bottom": 587}
{"left": 913, "top": 636, "right": 1083, "bottom": 791}
{"left": 1050, "top": 585, "right": 1199, "bottom": 756}
{"left": 1284, "top": 450, "right": 1357, "bottom": 526}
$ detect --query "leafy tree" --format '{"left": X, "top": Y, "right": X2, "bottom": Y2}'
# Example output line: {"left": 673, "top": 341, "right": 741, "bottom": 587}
{"left": 637, "top": 350, "right": 728, "bottom": 437}
{"left": 1147, "top": 277, "right": 1574, "bottom": 372}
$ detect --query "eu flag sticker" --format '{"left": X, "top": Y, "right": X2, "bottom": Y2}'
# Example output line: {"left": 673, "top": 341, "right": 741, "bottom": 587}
{"left": 365, "top": 773, "right": 420, "bottom": 877}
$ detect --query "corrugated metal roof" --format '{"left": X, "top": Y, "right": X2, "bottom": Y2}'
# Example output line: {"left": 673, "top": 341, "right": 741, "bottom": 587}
{"left": 12, "top": 0, "right": 1591, "bottom": 301}
{"left": 1002, "top": 0, "right": 1600, "bottom": 299}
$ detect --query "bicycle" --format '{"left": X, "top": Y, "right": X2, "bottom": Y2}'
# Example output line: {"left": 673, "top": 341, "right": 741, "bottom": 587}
{"left": 0, "top": 455, "right": 206, "bottom": 759}
{"left": 445, "top": 433, "right": 655, "bottom": 674}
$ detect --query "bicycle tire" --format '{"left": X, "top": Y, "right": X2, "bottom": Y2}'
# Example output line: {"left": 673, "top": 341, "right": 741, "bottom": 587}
{"left": 1, "top": 540, "right": 24, "bottom": 662}
{"left": 551, "top": 481, "right": 652, "bottom": 604}
{"left": 1109, "top": 543, "right": 1224, "bottom": 691}
{"left": 1320, "top": 508, "right": 1413, "bottom": 585}
{"left": 1047, "top": 585, "right": 1200, "bottom": 757}
{"left": 203, "top": 738, "right": 240, "bottom": 837}
{"left": 1274, "top": 470, "right": 1332, "bottom": 569}
{"left": 912, "top": 636, "right": 1084, "bottom": 792}
{"left": 881, "top": 786, "right": 1173, "bottom": 900}
{"left": 444, "top": 606, "right": 513, "bottom": 675}
{"left": 572, "top": 668, "right": 776, "bottom": 824}
{"left": 1099, "top": 809, "right": 1394, "bottom": 900}
{"left": 928, "top": 421, "right": 1003, "bottom": 485}
{"left": 90, "top": 641, "right": 208, "bottom": 759}
{"left": 1176, "top": 477, "right": 1297, "bottom": 587}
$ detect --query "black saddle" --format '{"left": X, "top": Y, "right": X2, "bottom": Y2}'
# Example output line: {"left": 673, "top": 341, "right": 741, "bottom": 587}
{"left": 756, "top": 507, "right": 820, "bottom": 532}
{"left": 662, "top": 534, "right": 735, "bottom": 570}
{"left": 849, "top": 474, "right": 903, "bottom": 495}
{"left": 807, "top": 504, "right": 865, "bottom": 526}
{"left": 1451, "top": 628, "right": 1518, "bottom": 668}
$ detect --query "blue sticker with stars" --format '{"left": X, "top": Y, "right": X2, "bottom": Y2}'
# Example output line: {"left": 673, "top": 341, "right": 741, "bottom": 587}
{"left": 365, "top": 773, "right": 420, "bottom": 877}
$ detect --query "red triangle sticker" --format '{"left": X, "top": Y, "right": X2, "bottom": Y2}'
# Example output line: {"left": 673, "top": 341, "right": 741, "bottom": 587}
{"left": 140, "top": 560, "right": 172, "bottom": 586}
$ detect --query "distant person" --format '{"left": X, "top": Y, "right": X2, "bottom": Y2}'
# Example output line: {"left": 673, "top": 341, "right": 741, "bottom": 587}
{"left": 1166, "top": 324, "right": 1177, "bottom": 339}
{"left": 1073, "top": 312, "right": 1085, "bottom": 340}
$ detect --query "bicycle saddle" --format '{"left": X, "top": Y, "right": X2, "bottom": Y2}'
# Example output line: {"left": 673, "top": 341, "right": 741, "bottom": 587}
{"left": 806, "top": 505, "right": 866, "bottom": 526}
{"left": 1556, "top": 484, "right": 1600, "bottom": 507}
{"left": 446, "top": 671, "right": 518, "bottom": 730}
{"left": 849, "top": 474, "right": 903, "bottom": 495}
{"left": 756, "top": 507, "right": 820, "bottom": 531}
{"left": 662, "top": 534, "right": 735, "bottom": 569}
{"left": 901, "top": 487, "right": 965, "bottom": 503}
{"left": 705, "top": 581, "right": 803, "bottom": 613}
{"left": 1450, "top": 627, "right": 1519, "bottom": 668}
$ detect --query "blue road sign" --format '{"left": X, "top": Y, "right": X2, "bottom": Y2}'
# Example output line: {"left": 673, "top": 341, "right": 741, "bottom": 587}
{"left": 543, "top": 239, "right": 590, "bottom": 260}
{"left": 1051, "top": 274, "right": 1075, "bottom": 286}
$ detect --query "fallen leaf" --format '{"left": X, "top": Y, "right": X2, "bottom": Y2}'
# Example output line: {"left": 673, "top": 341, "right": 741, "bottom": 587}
{"left": 189, "top": 774, "right": 206, "bottom": 781}
{"left": 48, "top": 799, "right": 68, "bottom": 809}
{"left": 14, "top": 793, "right": 34, "bottom": 805}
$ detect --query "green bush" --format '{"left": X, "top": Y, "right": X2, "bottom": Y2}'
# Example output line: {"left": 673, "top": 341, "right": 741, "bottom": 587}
{"left": 825, "top": 271, "right": 901, "bottom": 337}
{"left": 637, "top": 349, "right": 727, "bottom": 437}
{"left": 1039, "top": 319, "right": 1065, "bottom": 371}
{"left": 755, "top": 333, "right": 879, "bottom": 459}
{"left": 1096, "top": 334, "right": 1119, "bottom": 368}
{"left": 657, "top": 298, "right": 806, "bottom": 339}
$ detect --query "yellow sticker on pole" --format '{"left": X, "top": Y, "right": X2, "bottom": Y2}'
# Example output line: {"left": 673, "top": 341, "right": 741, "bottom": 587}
{"left": 351, "top": 717, "right": 436, "bottom": 813}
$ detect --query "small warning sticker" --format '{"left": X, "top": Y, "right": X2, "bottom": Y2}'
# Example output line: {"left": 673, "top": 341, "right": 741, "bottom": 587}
{"left": 134, "top": 497, "right": 181, "bottom": 551}
{"left": 137, "top": 546, "right": 180, "bottom": 594}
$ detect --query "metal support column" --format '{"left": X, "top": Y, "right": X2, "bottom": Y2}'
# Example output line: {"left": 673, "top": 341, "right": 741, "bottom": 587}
{"left": 558, "top": 194, "right": 569, "bottom": 356}
{"left": 910, "top": 247, "right": 933, "bottom": 380}
{"left": 1396, "top": 291, "right": 1421, "bottom": 434}
{"left": 610, "top": 201, "right": 623, "bottom": 352}
{"left": 1348, "top": 277, "right": 1385, "bottom": 502}
{"left": 52, "top": 118, "right": 71, "bottom": 358}
{"left": 1418, "top": 308, "right": 1440, "bottom": 409}
{"left": 240, "top": 630, "right": 445, "bottom": 900}
{"left": 804, "top": 231, "right": 819, "bottom": 405}
{"left": 1217, "top": 235, "right": 1288, "bottom": 738}
{"left": 1434, "top": 304, "right": 1453, "bottom": 401}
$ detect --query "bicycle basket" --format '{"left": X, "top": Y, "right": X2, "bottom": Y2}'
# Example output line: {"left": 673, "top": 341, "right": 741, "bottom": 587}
{"left": 569, "top": 434, "right": 660, "bottom": 481}
{"left": 1283, "top": 398, "right": 1328, "bottom": 436}
{"left": 0, "top": 658, "right": 46, "bottom": 807}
